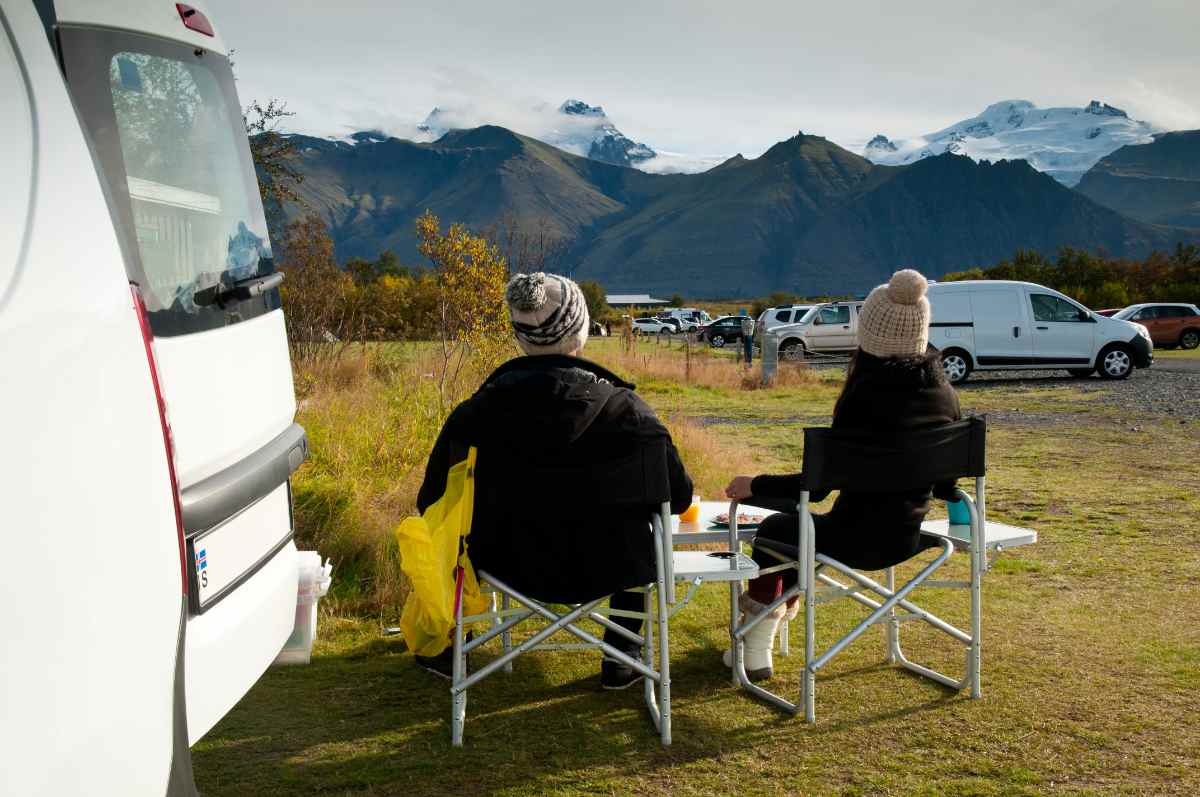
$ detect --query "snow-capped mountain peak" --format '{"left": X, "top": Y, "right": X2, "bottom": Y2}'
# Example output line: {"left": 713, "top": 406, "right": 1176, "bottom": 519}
{"left": 865, "top": 134, "right": 898, "bottom": 154}
{"left": 864, "top": 99, "right": 1160, "bottom": 185}
{"left": 558, "top": 98, "right": 606, "bottom": 118}
{"left": 544, "top": 98, "right": 657, "bottom": 167}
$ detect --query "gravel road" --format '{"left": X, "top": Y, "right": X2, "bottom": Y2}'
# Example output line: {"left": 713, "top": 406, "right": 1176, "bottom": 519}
{"left": 959, "top": 366, "right": 1200, "bottom": 422}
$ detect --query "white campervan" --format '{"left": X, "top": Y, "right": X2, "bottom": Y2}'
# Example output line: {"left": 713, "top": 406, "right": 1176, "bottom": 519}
{"left": 658, "top": 306, "right": 712, "bottom": 332}
{"left": 2, "top": 2, "right": 305, "bottom": 794}
{"left": 927, "top": 281, "right": 1153, "bottom": 383}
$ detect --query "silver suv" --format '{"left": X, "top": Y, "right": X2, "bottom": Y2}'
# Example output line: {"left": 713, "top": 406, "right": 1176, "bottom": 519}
{"left": 774, "top": 302, "right": 863, "bottom": 359}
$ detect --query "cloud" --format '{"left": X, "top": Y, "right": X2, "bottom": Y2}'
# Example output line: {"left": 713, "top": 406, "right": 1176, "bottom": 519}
{"left": 1118, "top": 81, "right": 1200, "bottom": 132}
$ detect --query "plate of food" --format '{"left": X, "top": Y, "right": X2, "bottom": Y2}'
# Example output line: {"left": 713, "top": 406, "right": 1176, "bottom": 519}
{"left": 709, "top": 512, "right": 765, "bottom": 529}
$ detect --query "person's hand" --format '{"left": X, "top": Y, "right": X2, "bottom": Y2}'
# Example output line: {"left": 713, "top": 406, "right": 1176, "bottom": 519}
{"left": 724, "top": 476, "right": 754, "bottom": 501}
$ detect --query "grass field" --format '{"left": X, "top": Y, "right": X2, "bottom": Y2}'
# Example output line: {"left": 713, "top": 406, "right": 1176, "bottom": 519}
{"left": 193, "top": 339, "right": 1200, "bottom": 795}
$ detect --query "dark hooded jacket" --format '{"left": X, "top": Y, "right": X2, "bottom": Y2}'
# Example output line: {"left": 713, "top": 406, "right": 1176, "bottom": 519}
{"left": 417, "top": 355, "right": 693, "bottom": 603}
{"left": 750, "top": 347, "right": 962, "bottom": 568}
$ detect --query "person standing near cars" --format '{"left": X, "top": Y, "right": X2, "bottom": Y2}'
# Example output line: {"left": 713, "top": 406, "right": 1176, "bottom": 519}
{"left": 740, "top": 313, "right": 756, "bottom": 364}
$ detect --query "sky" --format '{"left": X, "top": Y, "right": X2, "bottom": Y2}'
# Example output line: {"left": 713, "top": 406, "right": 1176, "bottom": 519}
{"left": 210, "top": 0, "right": 1200, "bottom": 158}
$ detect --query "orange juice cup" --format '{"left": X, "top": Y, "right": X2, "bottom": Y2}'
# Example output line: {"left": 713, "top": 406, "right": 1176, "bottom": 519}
{"left": 679, "top": 497, "right": 701, "bottom": 523}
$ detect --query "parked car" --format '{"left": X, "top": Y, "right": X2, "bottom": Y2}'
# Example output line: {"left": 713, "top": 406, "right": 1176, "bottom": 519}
{"left": 757, "top": 304, "right": 813, "bottom": 333}
{"left": 658, "top": 307, "right": 711, "bottom": 331}
{"left": 3, "top": 2, "right": 306, "bottom": 793}
{"left": 926, "top": 281, "right": 1153, "bottom": 383}
{"left": 699, "top": 315, "right": 754, "bottom": 347}
{"left": 1095, "top": 308, "right": 1121, "bottom": 317}
{"left": 632, "top": 316, "right": 674, "bottom": 334}
{"left": 1110, "top": 303, "right": 1200, "bottom": 349}
{"left": 773, "top": 302, "right": 863, "bottom": 359}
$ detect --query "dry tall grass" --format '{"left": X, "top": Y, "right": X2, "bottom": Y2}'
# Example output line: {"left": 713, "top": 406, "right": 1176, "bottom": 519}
{"left": 592, "top": 336, "right": 818, "bottom": 391}
{"left": 292, "top": 340, "right": 800, "bottom": 619}
{"left": 291, "top": 344, "right": 502, "bottom": 617}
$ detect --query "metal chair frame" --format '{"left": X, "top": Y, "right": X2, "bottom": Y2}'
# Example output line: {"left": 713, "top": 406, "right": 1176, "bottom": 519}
{"left": 449, "top": 502, "right": 677, "bottom": 747}
{"left": 728, "top": 421, "right": 988, "bottom": 721}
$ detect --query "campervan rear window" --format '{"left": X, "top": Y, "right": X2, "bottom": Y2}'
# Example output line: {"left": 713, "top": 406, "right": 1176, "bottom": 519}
{"left": 59, "top": 27, "right": 279, "bottom": 336}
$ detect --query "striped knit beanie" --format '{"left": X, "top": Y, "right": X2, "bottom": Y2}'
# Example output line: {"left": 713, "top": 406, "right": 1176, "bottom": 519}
{"left": 857, "top": 269, "right": 931, "bottom": 358}
{"left": 505, "top": 272, "right": 590, "bottom": 356}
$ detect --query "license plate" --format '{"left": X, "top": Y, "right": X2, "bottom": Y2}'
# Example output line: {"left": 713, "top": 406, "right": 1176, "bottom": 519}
{"left": 189, "top": 483, "right": 293, "bottom": 611}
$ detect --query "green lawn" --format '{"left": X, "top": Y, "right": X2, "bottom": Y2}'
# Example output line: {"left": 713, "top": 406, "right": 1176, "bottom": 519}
{"left": 194, "top": 344, "right": 1200, "bottom": 795}
{"left": 1154, "top": 346, "right": 1200, "bottom": 360}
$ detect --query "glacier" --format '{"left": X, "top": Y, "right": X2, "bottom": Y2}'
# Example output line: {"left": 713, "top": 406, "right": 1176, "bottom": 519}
{"left": 863, "top": 100, "right": 1162, "bottom": 186}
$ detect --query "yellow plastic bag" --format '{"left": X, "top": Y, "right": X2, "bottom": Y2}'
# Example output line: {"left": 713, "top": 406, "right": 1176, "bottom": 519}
{"left": 395, "top": 447, "right": 489, "bottom": 657}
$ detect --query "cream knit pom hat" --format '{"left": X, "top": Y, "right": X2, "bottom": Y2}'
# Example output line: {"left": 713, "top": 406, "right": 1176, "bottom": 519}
{"left": 857, "top": 269, "right": 931, "bottom": 358}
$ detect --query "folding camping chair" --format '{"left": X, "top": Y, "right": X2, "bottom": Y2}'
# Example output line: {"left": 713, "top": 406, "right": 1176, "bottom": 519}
{"left": 729, "top": 416, "right": 998, "bottom": 720}
{"left": 448, "top": 451, "right": 757, "bottom": 748}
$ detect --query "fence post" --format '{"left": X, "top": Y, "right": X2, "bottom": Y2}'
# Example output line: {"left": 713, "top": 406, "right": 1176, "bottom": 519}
{"left": 761, "top": 330, "right": 778, "bottom": 386}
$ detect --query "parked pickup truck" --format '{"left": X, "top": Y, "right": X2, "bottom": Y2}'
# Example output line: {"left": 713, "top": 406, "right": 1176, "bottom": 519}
{"left": 774, "top": 302, "right": 864, "bottom": 359}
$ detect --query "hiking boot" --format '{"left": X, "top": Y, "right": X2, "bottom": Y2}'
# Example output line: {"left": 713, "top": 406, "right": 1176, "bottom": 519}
{"left": 600, "top": 652, "right": 644, "bottom": 690}
{"left": 415, "top": 633, "right": 471, "bottom": 680}
{"left": 722, "top": 594, "right": 788, "bottom": 681}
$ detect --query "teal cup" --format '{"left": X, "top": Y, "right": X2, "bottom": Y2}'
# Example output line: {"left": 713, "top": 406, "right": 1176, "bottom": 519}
{"left": 947, "top": 498, "right": 972, "bottom": 525}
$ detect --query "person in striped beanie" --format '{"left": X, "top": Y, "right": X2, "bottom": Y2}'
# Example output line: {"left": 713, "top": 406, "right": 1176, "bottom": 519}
{"left": 505, "top": 272, "right": 590, "bottom": 356}
{"left": 414, "top": 272, "right": 693, "bottom": 689}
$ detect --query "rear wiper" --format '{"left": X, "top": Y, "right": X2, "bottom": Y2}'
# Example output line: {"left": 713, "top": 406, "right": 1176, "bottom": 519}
{"left": 194, "top": 272, "right": 284, "bottom": 307}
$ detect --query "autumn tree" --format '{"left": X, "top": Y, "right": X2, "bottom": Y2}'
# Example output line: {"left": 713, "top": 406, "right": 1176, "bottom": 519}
{"left": 484, "top": 212, "right": 568, "bottom": 274}
{"left": 577, "top": 280, "right": 610, "bottom": 323}
{"left": 276, "top": 215, "right": 362, "bottom": 366}
{"left": 415, "top": 211, "right": 513, "bottom": 409}
{"left": 244, "top": 98, "right": 304, "bottom": 227}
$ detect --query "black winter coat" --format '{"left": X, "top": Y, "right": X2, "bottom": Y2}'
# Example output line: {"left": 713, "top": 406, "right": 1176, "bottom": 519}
{"left": 417, "top": 355, "right": 694, "bottom": 603}
{"left": 750, "top": 347, "right": 962, "bottom": 567}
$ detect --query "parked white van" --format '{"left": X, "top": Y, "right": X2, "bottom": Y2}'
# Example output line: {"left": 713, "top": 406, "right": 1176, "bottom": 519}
{"left": 2, "top": 2, "right": 305, "bottom": 794}
{"left": 658, "top": 306, "right": 712, "bottom": 331}
{"left": 927, "top": 281, "right": 1153, "bottom": 383}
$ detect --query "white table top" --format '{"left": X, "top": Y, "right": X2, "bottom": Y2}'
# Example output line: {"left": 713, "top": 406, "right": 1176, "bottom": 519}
{"left": 671, "top": 500, "right": 1037, "bottom": 552}
{"left": 671, "top": 550, "right": 759, "bottom": 582}
{"left": 920, "top": 519, "right": 1037, "bottom": 551}
{"left": 672, "top": 500, "right": 776, "bottom": 546}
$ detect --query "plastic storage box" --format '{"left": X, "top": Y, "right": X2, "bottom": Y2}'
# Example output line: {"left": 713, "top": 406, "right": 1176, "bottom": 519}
{"left": 273, "top": 551, "right": 332, "bottom": 666}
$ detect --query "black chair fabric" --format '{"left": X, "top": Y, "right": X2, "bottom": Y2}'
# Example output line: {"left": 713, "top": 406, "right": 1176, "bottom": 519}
{"left": 802, "top": 417, "right": 986, "bottom": 495}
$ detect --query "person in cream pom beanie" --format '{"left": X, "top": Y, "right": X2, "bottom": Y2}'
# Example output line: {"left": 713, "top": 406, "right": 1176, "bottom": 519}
{"left": 857, "top": 268, "right": 931, "bottom": 358}
{"left": 505, "top": 272, "right": 590, "bottom": 356}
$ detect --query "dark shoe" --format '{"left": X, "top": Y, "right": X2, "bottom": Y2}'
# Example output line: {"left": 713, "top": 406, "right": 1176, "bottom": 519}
{"left": 600, "top": 654, "right": 644, "bottom": 690}
{"left": 415, "top": 633, "right": 471, "bottom": 681}
{"left": 415, "top": 648, "right": 453, "bottom": 680}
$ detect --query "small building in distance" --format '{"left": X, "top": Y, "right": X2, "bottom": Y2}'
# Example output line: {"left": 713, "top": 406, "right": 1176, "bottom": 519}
{"left": 606, "top": 293, "right": 670, "bottom": 310}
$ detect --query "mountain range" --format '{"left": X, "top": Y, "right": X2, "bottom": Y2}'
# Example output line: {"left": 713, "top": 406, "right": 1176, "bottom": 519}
{"left": 863, "top": 100, "right": 1160, "bottom": 187}
{"left": 274, "top": 123, "right": 1191, "bottom": 296}
{"left": 403, "top": 98, "right": 721, "bottom": 175}
{"left": 1076, "top": 130, "right": 1200, "bottom": 229}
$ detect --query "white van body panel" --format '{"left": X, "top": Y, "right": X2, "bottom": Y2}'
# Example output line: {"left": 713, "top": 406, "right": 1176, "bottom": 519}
{"left": 156, "top": 309, "right": 296, "bottom": 486}
{"left": 928, "top": 285, "right": 977, "bottom": 353}
{"left": 186, "top": 523, "right": 297, "bottom": 743}
{"left": 1, "top": 2, "right": 179, "bottom": 793}
{"left": 969, "top": 284, "right": 1032, "bottom": 363}
{"left": 0, "top": 19, "right": 29, "bottom": 301}
{"left": 54, "top": 0, "right": 228, "bottom": 54}
{"left": 1025, "top": 285, "right": 1096, "bottom": 363}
